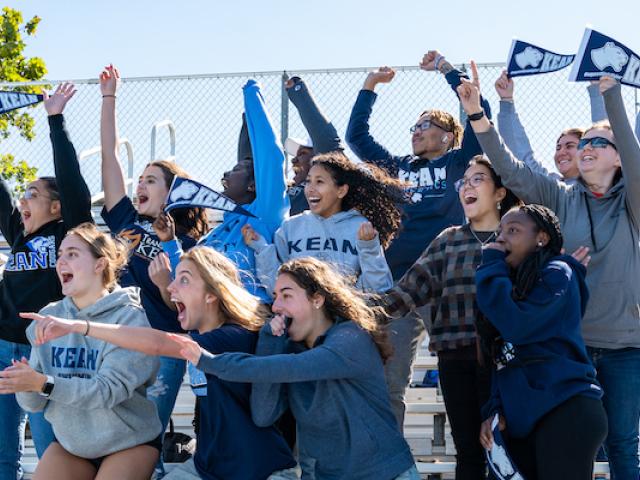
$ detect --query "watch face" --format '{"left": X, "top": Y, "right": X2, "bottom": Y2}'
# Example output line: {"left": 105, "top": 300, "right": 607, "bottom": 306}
{"left": 41, "top": 376, "right": 54, "bottom": 397}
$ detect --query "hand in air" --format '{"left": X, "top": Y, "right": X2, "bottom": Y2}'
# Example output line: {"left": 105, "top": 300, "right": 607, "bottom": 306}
{"left": 43, "top": 82, "right": 77, "bottom": 116}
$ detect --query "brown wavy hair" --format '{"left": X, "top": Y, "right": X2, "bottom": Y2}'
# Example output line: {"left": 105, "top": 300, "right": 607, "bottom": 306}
{"left": 147, "top": 160, "right": 209, "bottom": 240}
{"left": 278, "top": 257, "right": 392, "bottom": 362}
{"left": 310, "top": 152, "right": 407, "bottom": 248}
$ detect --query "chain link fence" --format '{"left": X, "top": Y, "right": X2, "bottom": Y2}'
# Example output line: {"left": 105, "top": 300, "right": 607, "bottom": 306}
{"left": 0, "top": 63, "right": 638, "bottom": 198}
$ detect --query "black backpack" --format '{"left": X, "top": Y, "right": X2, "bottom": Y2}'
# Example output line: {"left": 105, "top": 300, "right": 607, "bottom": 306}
{"left": 162, "top": 419, "right": 196, "bottom": 463}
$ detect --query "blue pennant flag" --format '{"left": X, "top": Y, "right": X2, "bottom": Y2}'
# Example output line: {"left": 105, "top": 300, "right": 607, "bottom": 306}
{"left": 485, "top": 414, "right": 525, "bottom": 480}
{"left": 0, "top": 91, "right": 43, "bottom": 114}
{"left": 165, "top": 177, "right": 256, "bottom": 218}
{"left": 569, "top": 27, "right": 640, "bottom": 88}
{"left": 507, "top": 40, "right": 575, "bottom": 78}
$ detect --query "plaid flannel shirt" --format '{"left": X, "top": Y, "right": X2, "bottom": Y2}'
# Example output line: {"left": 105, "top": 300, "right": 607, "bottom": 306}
{"left": 384, "top": 224, "right": 485, "bottom": 352}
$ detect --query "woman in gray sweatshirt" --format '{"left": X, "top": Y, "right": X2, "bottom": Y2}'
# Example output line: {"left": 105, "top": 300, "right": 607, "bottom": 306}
{"left": 2, "top": 223, "right": 162, "bottom": 480}
{"left": 457, "top": 73, "right": 640, "bottom": 480}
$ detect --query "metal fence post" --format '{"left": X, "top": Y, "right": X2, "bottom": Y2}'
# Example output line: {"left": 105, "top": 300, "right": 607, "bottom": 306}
{"left": 458, "top": 63, "right": 468, "bottom": 124}
{"left": 281, "top": 71, "right": 289, "bottom": 148}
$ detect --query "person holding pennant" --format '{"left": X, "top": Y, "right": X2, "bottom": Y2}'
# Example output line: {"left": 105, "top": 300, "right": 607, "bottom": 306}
{"left": 0, "top": 83, "right": 92, "bottom": 479}
{"left": 458, "top": 65, "right": 640, "bottom": 479}
{"left": 98, "top": 65, "right": 209, "bottom": 477}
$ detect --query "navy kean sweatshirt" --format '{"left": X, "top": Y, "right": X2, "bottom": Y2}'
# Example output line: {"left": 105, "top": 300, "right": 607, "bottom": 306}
{"left": 476, "top": 250, "right": 602, "bottom": 438}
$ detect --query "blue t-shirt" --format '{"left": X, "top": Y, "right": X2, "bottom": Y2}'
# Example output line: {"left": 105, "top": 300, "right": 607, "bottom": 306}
{"left": 190, "top": 324, "right": 296, "bottom": 480}
{"left": 102, "top": 197, "right": 196, "bottom": 333}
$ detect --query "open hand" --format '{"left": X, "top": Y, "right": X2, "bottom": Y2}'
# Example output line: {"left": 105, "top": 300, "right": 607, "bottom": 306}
{"left": 562, "top": 246, "right": 591, "bottom": 267}
{"left": 0, "top": 358, "right": 46, "bottom": 394}
{"left": 100, "top": 64, "right": 120, "bottom": 97}
{"left": 20, "top": 312, "right": 78, "bottom": 345}
{"left": 166, "top": 333, "right": 204, "bottom": 364}
{"left": 43, "top": 83, "right": 76, "bottom": 116}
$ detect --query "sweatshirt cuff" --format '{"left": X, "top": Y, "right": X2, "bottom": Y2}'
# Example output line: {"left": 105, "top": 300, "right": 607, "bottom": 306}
{"left": 481, "top": 247, "right": 507, "bottom": 264}
{"left": 48, "top": 114, "right": 64, "bottom": 130}
{"left": 358, "top": 89, "right": 377, "bottom": 103}
{"left": 248, "top": 235, "right": 269, "bottom": 252}
{"left": 196, "top": 350, "right": 216, "bottom": 373}
{"left": 356, "top": 235, "right": 381, "bottom": 251}
{"left": 499, "top": 100, "right": 516, "bottom": 114}
{"left": 161, "top": 239, "right": 183, "bottom": 258}
{"left": 602, "top": 83, "right": 622, "bottom": 101}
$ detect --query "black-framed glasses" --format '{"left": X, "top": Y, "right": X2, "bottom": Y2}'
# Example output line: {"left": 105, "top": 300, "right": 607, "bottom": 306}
{"left": 455, "top": 173, "right": 488, "bottom": 192}
{"left": 409, "top": 119, "right": 448, "bottom": 134}
{"left": 578, "top": 136, "right": 617, "bottom": 151}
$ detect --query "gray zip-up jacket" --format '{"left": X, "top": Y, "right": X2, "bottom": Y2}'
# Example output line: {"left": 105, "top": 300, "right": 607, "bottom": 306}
{"left": 17, "top": 287, "right": 162, "bottom": 458}
{"left": 249, "top": 209, "right": 393, "bottom": 295}
{"left": 477, "top": 83, "right": 640, "bottom": 349}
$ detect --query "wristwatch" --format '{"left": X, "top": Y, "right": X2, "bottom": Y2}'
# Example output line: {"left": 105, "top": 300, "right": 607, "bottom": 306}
{"left": 467, "top": 110, "right": 485, "bottom": 121}
{"left": 39, "top": 375, "right": 54, "bottom": 398}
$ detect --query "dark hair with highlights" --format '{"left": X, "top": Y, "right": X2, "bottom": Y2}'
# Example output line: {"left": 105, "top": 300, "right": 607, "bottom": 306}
{"left": 278, "top": 257, "right": 392, "bottom": 361}
{"left": 146, "top": 160, "right": 209, "bottom": 240}
{"left": 310, "top": 152, "right": 407, "bottom": 248}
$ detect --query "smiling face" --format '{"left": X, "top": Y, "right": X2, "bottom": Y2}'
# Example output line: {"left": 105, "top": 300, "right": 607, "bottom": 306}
{"left": 272, "top": 273, "right": 325, "bottom": 345}
{"left": 457, "top": 163, "right": 506, "bottom": 224}
{"left": 291, "top": 146, "right": 314, "bottom": 185}
{"left": 495, "top": 210, "right": 549, "bottom": 269}
{"left": 221, "top": 159, "right": 255, "bottom": 204}
{"left": 411, "top": 113, "right": 451, "bottom": 158}
{"left": 554, "top": 134, "right": 580, "bottom": 179}
{"left": 136, "top": 165, "right": 170, "bottom": 218}
{"left": 304, "top": 164, "right": 348, "bottom": 218}
{"left": 167, "top": 259, "right": 216, "bottom": 332}
{"left": 19, "top": 179, "right": 61, "bottom": 235}
{"left": 56, "top": 234, "right": 106, "bottom": 300}
{"left": 578, "top": 128, "right": 621, "bottom": 186}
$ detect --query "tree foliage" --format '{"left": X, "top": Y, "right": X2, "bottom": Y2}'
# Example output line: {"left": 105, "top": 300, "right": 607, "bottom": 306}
{"left": 0, "top": 6, "right": 47, "bottom": 192}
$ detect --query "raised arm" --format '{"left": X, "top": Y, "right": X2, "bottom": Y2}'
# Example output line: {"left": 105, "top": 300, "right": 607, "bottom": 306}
{"left": 44, "top": 84, "right": 93, "bottom": 228}
{"left": 248, "top": 225, "right": 289, "bottom": 298}
{"left": 100, "top": 65, "right": 127, "bottom": 211}
{"left": 587, "top": 82, "right": 607, "bottom": 123}
{"left": 243, "top": 79, "right": 289, "bottom": 226}
{"left": 345, "top": 67, "right": 399, "bottom": 175}
{"left": 237, "top": 113, "right": 252, "bottom": 163}
{"left": 601, "top": 78, "right": 640, "bottom": 220}
{"left": 354, "top": 226, "right": 393, "bottom": 292}
{"left": 286, "top": 76, "right": 342, "bottom": 154}
{"left": 0, "top": 178, "right": 22, "bottom": 246}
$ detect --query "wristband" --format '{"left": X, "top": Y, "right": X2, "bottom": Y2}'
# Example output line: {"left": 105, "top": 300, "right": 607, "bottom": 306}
{"left": 434, "top": 55, "right": 445, "bottom": 72}
{"left": 467, "top": 110, "right": 485, "bottom": 121}
{"left": 102, "top": 94, "right": 116, "bottom": 98}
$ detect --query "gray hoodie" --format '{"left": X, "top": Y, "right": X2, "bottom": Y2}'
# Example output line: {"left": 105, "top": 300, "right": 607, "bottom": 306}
{"left": 476, "top": 84, "right": 640, "bottom": 349}
{"left": 17, "top": 287, "right": 162, "bottom": 459}
{"left": 249, "top": 209, "right": 393, "bottom": 295}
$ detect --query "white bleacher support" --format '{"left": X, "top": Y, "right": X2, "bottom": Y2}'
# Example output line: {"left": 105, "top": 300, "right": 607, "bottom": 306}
{"left": 79, "top": 138, "right": 135, "bottom": 203}
{"left": 150, "top": 120, "right": 176, "bottom": 162}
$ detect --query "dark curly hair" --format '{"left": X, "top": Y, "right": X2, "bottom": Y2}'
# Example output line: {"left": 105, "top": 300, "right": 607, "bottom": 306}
{"left": 279, "top": 257, "right": 392, "bottom": 362}
{"left": 310, "top": 152, "right": 407, "bottom": 248}
{"left": 147, "top": 160, "right": 209, "bottom": 240}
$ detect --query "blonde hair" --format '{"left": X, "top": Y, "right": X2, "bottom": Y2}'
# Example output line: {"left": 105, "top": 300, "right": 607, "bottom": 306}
{"left": 278, "top": 257, "right": 392, "bottom": 361}
{"left": 65, "top": 222, "right": 127, "bottom": 291}
{"left": 180, "top": 247, "right": 267, "bottom": 331}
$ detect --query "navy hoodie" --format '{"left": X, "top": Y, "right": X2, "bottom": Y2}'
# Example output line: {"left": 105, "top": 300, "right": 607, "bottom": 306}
{"left": 476, "top": 249, "right": 602, "bottom": 438}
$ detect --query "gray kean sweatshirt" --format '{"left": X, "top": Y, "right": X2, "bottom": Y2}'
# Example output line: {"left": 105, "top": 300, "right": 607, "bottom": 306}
{"left": 476, "top": 84, "right": 640, "bottom": 349}
{"left": 249, "top": 209, "right": 393, "bottom": 296}
{"left": 17, "top": 287, "right": 162, "bottom": 459}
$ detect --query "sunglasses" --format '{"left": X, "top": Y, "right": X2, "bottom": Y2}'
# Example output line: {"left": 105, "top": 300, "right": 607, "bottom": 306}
{"left": 409, "top": 119, "right": 449, "bottom": 134}
{"left": 455, "top": 173, "right": 488, "bottom": 192}
{"left": 577, "top": 136, "right": 617, "bottom": 151}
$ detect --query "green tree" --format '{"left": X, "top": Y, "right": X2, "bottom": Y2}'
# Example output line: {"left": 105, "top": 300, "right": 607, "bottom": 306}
{"left": 0, "top": 6, "right": 46, "bottom": 193}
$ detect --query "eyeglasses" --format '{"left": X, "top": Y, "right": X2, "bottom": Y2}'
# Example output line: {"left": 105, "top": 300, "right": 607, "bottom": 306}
{"left": 577, "top": 136, "right": 617, "bottom": 151}
{"left": 21, "top": 189, "right": 55, "bottom": 201}
{"left": 409, "top": 119, "right": 448, "bottom": 134}
{"left": 455, "top": 173, "right": 488, "bottom": 192}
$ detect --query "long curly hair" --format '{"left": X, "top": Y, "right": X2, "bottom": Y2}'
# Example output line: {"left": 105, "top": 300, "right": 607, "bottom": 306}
{"left": 147, "top": 160, "right": 209, "bottom": 240}
{"left": 279, "top": 257, "right": 392, "bottom": 362}
{"left": 310, "top": 152, "right": 407, "bottom": 248}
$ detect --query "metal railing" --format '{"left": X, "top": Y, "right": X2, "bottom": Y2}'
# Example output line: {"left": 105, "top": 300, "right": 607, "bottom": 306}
{"left": 78, "top": 138, "right": 135, "bottom": 203}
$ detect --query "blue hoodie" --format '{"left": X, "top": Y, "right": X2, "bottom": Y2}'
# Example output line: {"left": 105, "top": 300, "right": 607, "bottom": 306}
{"left": 164, "top": 80, "right": 289, "bottom": 303}
{"left": 476, "top": 249, "right": 602, "bottom": 438}
{"left": 345, "top": 69, "right": 491, "bottom": 280}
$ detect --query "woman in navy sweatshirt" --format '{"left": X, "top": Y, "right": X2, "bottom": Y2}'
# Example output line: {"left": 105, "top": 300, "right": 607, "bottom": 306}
{"left": 476, "top": 204, "right": 607, "bottom": 479}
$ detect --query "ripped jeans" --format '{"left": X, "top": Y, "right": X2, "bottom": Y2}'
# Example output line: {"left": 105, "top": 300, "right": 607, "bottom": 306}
{"left": 147, "top": 356, "right": 186, "bottom": 477}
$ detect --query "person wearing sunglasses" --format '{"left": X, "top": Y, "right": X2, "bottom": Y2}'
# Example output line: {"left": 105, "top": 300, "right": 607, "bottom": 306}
{"left": 458, "top": 73, "right": 640, "bottom": 480}
{"left": 0, "top": 83, "right": 93, "bottom": 479}
{"left": 345, "top": 51, "right": 492, "bottom": 428}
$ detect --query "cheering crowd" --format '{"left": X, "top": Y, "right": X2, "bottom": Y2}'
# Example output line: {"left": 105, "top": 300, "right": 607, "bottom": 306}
{"left": 0, "top": 48, "right": 639, "bottom": 480}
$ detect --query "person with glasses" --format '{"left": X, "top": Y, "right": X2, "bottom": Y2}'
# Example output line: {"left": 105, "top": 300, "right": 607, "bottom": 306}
{"left": 458, "top": 73, "right": 640, "bottom": 480}
{"left": 0, "top": 83, "right": 92, "bottom": 479}
{"left": 381, "top": 155, "right": 521, "bottom": 479}
{"left": 345, "top": 50, "right": 492, "bottom": 429}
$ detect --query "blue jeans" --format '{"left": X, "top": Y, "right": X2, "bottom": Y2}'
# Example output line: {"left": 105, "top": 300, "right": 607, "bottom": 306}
{"left": 147, "top": 356, "right": 186, "bottom": 476}
{"left": 588, "top": 346, "right": 640, "bottom": 480}
{"left": 0, "top": 338, "right": 54, "bottom": 480}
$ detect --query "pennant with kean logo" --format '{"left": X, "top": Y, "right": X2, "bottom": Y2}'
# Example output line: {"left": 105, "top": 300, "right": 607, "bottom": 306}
{"left": 485, "top": 414, "right": 525, "bottom": 480}
{"left": 506, "top": 40, "right": 575, "bottom": 78}
{"left": 569, "top": 27, "right": 640, "bottom": 88}
{"left": 0, "top": 91, "right": 44, "bottom": 114}
{"left": 164, "top": 177, "right": 256, "bottom": 218}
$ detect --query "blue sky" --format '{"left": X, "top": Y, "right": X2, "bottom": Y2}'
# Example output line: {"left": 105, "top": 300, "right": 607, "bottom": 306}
{"left": 9, "top": 0, "right": 640, "bottom": 80}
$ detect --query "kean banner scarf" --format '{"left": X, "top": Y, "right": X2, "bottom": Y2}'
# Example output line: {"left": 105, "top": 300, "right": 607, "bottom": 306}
{"left": 164, "top": 177, "right": 256, "bottom": 218}
{"left": 506, "top": 40, "right": 575, "bottom": 77}
{"left": 569, "top": 27, "right": 640, "bottom": 88}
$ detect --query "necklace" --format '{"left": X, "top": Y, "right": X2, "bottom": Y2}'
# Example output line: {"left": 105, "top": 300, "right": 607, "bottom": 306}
{"left": 470, "top": 228, "right": 497, "bottom": 246}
